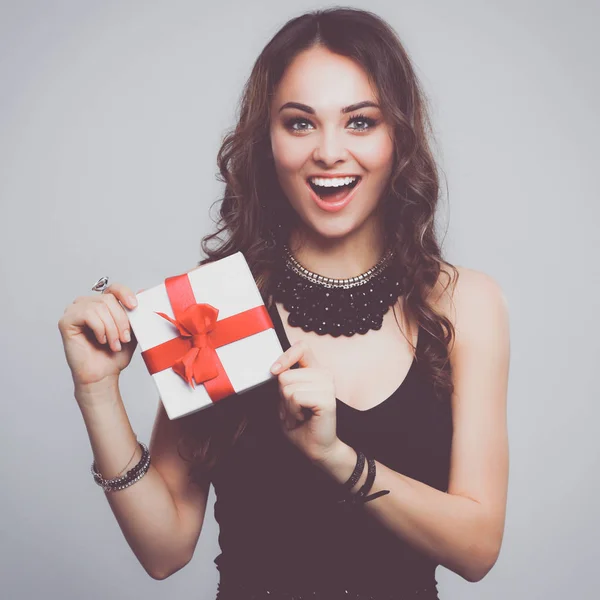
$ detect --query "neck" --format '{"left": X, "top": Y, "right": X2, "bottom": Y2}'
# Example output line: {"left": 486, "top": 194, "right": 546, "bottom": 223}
{"left": 287, "top": 221, "right": 387, "bottom": 279}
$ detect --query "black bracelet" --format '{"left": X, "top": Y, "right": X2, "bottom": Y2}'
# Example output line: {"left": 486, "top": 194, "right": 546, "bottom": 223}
{"left": 358, "top": 457, "right": 391, "bottom": 503}
{"left": 336, "top": 449, "right": 364, "bottom": 505}
{"left": 356, "top": 457, "right": 377, "bottom": 499}
{"left": 337, "top": 454, "right": 390, "bottom": 508}
{"left": 341, "top": 449, "right": 365, "bottom": 492}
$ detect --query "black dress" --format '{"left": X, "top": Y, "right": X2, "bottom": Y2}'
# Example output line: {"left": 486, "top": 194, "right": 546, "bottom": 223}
{"left": 210, "top": 303, "right": 453, "bottom": 599}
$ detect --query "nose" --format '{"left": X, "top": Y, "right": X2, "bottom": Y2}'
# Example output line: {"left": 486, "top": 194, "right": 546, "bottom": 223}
{"left": 311, "top": 126, "right": 349, "bottom": 166}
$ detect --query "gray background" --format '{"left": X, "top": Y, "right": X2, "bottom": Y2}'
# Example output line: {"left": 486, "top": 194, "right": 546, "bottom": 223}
{"left": 1, "top": 0, "right": 598, "bottom": 598}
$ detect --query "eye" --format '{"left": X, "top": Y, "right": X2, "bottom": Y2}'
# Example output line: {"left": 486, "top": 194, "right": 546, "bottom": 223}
{"left": 284, "top": 117, "right": 315, "bottom": 133}
{"left": 346, "top": 113, "right": 378, "bottom": 132}
{"left": 282, "top": 113, "right": 378, "bottom": 134}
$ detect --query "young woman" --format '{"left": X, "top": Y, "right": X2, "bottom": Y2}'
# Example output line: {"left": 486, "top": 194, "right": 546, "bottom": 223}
{"left": 58, "top": 8, "right": 510, "bottom": 600}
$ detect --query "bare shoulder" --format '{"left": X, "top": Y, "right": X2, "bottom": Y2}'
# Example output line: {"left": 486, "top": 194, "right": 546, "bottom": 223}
{"left": 430, "top": 263, "right": 509, "bottom": 364}
{"left": 427, "top": 262, "right": 509, "bottom": 344}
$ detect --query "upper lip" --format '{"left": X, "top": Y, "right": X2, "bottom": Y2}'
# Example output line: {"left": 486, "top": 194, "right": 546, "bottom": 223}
{"left": 306, "top": 173, "right": 362, "bottom": 180}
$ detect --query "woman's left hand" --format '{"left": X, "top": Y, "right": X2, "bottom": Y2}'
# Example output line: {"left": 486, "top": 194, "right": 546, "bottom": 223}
{"left": 270, "top": 340, "right": 340, "bottom": 463}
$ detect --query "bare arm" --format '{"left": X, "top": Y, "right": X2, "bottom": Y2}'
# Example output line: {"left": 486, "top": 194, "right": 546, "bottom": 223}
{"left": 77, "top": 379, "right": 210, "bottom": 580}
{"left": 312, "top": 268, "right": 510, "bottom": 582}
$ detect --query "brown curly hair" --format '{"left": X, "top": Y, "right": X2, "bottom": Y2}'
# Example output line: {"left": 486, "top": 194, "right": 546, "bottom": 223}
{"left": 176, "top": 7, "right": 459, "bottom": 487}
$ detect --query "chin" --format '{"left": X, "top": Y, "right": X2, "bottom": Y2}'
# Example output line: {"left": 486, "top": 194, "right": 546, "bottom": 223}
{"left": 297, "top": 212, "right": 370, "bottom": 241}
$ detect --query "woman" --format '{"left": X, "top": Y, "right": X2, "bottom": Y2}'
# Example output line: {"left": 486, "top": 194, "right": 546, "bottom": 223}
{"left": 58, "top": 8, "right": 510, "bottom": 600}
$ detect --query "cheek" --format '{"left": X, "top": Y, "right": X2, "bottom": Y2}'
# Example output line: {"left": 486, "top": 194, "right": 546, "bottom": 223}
{"left": 271, "top": 131, "right": 309, "bottom": 175}
{"left": 357, "top": 133, "right": 395, "bottom": 174}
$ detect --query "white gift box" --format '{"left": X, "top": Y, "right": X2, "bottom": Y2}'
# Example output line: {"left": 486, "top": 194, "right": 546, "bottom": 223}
{"left": 125, "top": 252, "right": 283, "bottom": 420}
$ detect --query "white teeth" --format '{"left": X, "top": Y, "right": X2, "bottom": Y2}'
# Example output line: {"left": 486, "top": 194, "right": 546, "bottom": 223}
{"left": 309, "top": 176, "right": 357, "bottom": 188}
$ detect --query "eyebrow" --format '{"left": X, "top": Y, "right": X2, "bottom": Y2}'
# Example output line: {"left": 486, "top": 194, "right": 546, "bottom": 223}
{"left": 278, "top": 100, "right": 380, "bottom": 114}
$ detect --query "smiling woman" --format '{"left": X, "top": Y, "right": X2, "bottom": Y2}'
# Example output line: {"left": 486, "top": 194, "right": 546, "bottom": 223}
{"left": 176, "top": 7, "right": 508, "bottom": 599}
{"left": 270, "top": 50, "right": 395, "bottom": 231}
{"left": 58, "top": 6, "right": 509, "bottom": 600}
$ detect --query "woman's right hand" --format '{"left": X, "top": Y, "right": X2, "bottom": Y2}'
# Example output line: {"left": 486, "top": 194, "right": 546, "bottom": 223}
{"left": 58, "top": 283, "right": 141, "bottom": 391}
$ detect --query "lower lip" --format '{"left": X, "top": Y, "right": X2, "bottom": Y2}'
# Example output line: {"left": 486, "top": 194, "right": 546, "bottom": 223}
{"left": 306, "top": 178, "right": 362, "bottom": 213}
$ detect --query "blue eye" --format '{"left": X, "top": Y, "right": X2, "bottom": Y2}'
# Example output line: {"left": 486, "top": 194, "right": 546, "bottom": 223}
{"left": 283, "top": 113, "right": 378, "bottom": 133}
{"left": 346, "top": 114, "right": 377, "bottom": 131}
{"left": 285, "top": 118, "right": 315, "bottom": 132}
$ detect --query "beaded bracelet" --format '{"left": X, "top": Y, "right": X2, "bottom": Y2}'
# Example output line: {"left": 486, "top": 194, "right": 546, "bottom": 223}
{"left": 114, "top": 436, "right": 139, "bottom": 477}
{"left": 92, "top": 441, "right": 150, "bottom": 492}
{"left": 91, "top": 441, "right": 151, "bottom": 492}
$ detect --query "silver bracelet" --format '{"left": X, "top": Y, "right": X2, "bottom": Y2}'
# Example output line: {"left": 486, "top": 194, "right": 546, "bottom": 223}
{"left": 91, "top": 441, "right": 151, "bottom": 492}
{"left": 115, "top": 436, "right": 140, "bottom": 477}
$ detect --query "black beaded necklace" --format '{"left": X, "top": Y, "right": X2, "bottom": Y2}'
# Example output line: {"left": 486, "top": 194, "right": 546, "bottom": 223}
{"left": 272, "top": 244, "right": 406, "bottom": 337}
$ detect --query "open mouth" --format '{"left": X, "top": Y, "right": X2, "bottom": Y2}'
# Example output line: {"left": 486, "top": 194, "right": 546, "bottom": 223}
{"left": 307, "top": 176, "right": 361, "bottom": 202}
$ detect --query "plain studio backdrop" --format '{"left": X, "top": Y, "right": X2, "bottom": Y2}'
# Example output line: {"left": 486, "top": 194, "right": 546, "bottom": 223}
{"left": 1, "top": 1, "right": 598, "bottom": 598}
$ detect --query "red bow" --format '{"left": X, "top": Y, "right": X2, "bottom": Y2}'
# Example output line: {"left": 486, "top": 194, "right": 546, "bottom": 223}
{"left": 155, "top": 303, "right": 220, "bottom": 388}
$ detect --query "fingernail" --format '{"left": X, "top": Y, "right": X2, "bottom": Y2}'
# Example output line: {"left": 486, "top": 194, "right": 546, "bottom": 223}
{"left": 128, "top": 296, "right": 137, "bottom": 307}
{"left": 123, "top": 330, "right": 131, "bottom": 342}
{"left": 271, "top": 362, "right": 281, "bottom": 373}
{"left": 114, "top": 340, "right": 121, "bottom": 351}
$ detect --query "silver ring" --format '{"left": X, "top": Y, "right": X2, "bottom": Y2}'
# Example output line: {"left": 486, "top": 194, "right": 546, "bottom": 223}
{"left": 91, "top": 276, "right": 109, "bottom": 293}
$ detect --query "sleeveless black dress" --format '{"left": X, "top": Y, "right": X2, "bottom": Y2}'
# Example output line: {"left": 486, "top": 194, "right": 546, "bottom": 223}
{"left": 211, "top": 303, "right": 453, "bottom": 599}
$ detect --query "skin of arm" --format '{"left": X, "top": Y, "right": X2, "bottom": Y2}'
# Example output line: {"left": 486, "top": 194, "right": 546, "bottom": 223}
{"left": 312, "top": 267, "right": 511, "bottom": 583}
{"left": 77, "top": 382, "right": 210, "bottom": 580}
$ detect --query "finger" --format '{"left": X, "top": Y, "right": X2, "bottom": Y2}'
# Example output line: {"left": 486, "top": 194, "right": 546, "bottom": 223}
{"left": 94, "top": 303, "right": 122, "bottom": 351}
{"left": 280, "top": 382, "right": 325, "bottom": 410}
{"left": 279, "top": 386, "right": 319, "bottom": 428}
{"left": 279, "top": 395, "right": 304, "bottom": 430}
{"left": 100, "top": 293, "right": 132, "bottom": 345}
{"left": 270, "top": 340, "right": 319, "bottom": 374}
{"left": 76, "top": 307, "right": 108, "bottom": 346}
{"left": 102, "top": 282, "right": 138, "bottom": 309}
{"left": 277, "top": 367, "right": 325, "bottom": 386}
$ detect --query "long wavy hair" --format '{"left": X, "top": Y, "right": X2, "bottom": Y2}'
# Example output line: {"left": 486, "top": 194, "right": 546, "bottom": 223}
{"left": 177, "top": 7, "right": 459, "bottom": 487}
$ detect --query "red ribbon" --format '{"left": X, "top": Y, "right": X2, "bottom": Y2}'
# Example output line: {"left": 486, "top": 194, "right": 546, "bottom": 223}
{"left": 141, "top": 272, "right": 274, "bottom": 403}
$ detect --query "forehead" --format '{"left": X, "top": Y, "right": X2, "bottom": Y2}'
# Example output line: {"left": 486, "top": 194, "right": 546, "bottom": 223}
{"left": 272, "top": 46, "right": 378, "bottom": 111}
